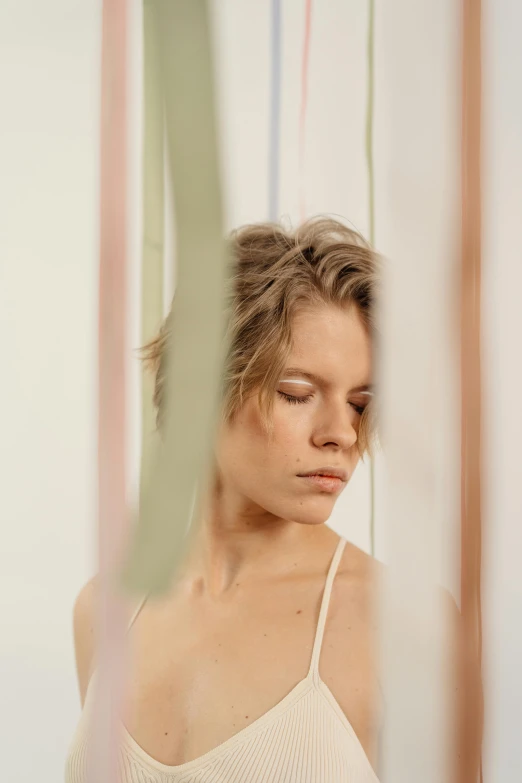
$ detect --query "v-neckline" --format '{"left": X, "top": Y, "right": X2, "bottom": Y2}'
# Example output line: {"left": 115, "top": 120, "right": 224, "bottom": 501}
{"left": 118, "top": 674, "right": 379, "bottom": 782}
{"left": 83, "top": 537, "right": 359, "bottom": 775}
{"left": 118, "top": 672, "right": 315, "bottom": 773}
{"left": 113, "top": 537, "right": 347, "bottom": 772}
{"left": 82, "top": 664, "right": 379, "bottom": 781}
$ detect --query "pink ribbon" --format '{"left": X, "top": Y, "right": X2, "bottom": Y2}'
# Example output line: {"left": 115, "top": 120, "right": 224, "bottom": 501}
{"left": 88, "top": 1, "right": 130, "bottom": 781}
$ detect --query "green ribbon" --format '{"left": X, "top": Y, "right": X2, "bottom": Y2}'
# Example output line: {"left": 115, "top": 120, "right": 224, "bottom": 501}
{"left": 121, "top": 0, "right": 230, "bottom": 596}
{"left": 139, "top": 0, "right": 164, "bottom": 509}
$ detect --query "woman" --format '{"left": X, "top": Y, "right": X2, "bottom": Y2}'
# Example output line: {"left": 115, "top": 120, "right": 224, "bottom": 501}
{"left": 66, "top": 217, "right": 383, "bottom": 782}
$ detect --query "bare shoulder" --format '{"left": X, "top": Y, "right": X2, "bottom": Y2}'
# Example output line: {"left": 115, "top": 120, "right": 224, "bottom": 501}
{"left": 320, "top": 540, "right": 384, "bottom": 767}
{"left": 327, "top": 540, "right": 385, "bottom": 651}
{"left": 72, "top": 575, "right": 99, "bottom": 707}
{"left": 336, "top": 539, "right": 384, "bottom": 605}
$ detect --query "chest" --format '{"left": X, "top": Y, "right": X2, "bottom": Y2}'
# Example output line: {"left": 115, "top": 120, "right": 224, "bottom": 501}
{"left": 122, "top": 576, "right": 380, "bottom": 770}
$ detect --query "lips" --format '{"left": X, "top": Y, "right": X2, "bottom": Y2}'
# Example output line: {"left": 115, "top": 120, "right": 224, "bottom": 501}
{"left": 297, "top": 466, "right": 348, "bottom": 482}
{"left": 296, "top": 466, "right": 348, "bottom": 494}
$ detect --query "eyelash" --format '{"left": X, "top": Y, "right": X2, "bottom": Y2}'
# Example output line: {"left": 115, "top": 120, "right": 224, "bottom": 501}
{"left": 278, "top": 391, "right": 310, "bottom": 406}
{"left": 277, "top": 391, "right": 367, "bottom": 416}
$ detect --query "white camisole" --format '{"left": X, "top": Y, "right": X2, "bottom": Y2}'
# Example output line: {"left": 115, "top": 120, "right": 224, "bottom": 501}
{"left": 65, "top": 537, "right": 380, "bottom": 782}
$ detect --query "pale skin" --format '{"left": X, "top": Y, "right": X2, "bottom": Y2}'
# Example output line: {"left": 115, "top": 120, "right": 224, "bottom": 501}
{"left": 73, "top": 302, "right": 482, "bottom": 776}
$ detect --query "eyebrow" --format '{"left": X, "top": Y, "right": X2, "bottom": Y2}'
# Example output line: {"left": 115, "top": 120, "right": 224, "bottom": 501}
{"left": 281, "top": 367, "right": 374, "bottom": 394}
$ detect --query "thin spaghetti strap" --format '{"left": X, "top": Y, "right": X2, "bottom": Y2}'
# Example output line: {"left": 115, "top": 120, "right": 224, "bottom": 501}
{"left": 308, "top": 537, "right": 347, "bottom": 680}
{"left": 126, "top": 594, "right": 148, "bottom": 634}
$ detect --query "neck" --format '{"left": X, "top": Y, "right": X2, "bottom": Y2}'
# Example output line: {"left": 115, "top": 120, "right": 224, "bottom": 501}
{"left": 179, "top": 476, "right": 337, "bottom": 595}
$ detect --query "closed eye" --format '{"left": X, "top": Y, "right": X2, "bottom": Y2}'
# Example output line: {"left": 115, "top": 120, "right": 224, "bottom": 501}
{"left": 277, "top": 391, "right": 312, "bottom": 405}
{"left": 278, "top": 391, "right": 368, "bottom": 416}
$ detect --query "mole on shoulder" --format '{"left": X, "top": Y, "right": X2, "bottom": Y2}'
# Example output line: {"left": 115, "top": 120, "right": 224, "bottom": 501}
{"left": 296, "top": 609, "right": 302, "bottom": 614}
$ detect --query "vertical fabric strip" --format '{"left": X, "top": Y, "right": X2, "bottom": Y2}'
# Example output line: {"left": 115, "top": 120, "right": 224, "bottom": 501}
{"left": 120, "top": 0, "right": 229, "bottom": 596}
{"left": 298, "top": 0, "right": 313, "bottom": 221}
{"left": 366, "top": 0, "right": 376, "bottom": 557}
{"left": 139, "top": 0, "right": 164, "bottom": 507}
{"left": 365, "top": 0, "right": 376, "bottom": 246}
{"left": 459, "top": 0, "right": 484, "bottom": 780}
{"left": 269, "top": 0, "right": 282, "bottom": 221}
{"left": 376, "top": 2, "right": 458, "bottom": 778}
{"left": 88, "top": 0, "right": 130, "bottom": 781}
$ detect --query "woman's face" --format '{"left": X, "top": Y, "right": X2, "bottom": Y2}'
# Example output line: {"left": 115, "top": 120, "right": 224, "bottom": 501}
{"left": 214, "top": 303, "right": 373, "bottom": 526}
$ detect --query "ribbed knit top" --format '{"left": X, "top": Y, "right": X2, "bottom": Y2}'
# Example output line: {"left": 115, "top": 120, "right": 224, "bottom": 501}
{"left": 65, "top": 537, "right": 379, "bottom": 782}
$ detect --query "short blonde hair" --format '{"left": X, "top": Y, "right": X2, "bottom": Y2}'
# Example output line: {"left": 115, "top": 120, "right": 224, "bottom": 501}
{"left": 142, "top": 217, "right": 380, "bottom": 457}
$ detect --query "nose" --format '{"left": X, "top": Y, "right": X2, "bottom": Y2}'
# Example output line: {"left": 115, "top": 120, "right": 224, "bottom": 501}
{"left": 311, "top": 401, "right": 358, "bottom": 451}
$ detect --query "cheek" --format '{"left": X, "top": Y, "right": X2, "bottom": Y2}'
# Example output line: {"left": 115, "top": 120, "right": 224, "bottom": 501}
{"left": 217, "top": 400, "right": 273, "bottom": 474}
{"left": 269, "top": 406, "right": 310, "bottom": 466}
{"left": 233, "top": 411, "right": 302, "bottom": 485}
{"left": 218, "top": 398, "right": 311, "bottom": 485}
{"left": 347, "top": 450, "right": 361, "bottom": 477}
{"left": 272, "top": 399, "right": 311, "bottom": 437}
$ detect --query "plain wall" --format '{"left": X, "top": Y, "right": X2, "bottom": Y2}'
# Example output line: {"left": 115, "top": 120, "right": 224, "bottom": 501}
{"left": 0, "top": 1, "right": 100, "bottom": 776}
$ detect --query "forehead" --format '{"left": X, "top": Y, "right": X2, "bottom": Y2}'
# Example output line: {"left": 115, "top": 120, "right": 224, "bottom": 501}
{"left": 287, "top": 304, "right": 372, "bottom": 385}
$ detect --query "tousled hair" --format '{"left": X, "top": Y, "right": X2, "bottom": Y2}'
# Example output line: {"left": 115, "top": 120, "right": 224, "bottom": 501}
{"left": 141, "top": 216, "right": 380, "bottom": 457}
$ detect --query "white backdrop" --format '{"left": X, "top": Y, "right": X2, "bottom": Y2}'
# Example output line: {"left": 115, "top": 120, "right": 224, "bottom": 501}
{"left": 0, "top": 1, "right": 520, "bottom": 781}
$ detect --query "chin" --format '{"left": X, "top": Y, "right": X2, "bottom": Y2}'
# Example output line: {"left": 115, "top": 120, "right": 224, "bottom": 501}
{"left": 293, "top": 508, "right": 333, "bottom": 526}
{"left": 278, "top": 497, "right": 336, "bottom": 527}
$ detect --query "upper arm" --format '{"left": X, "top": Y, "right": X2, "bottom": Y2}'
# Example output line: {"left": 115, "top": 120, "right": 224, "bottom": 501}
{"left": 72, "top": 576, "right": 98, "bottom": 707}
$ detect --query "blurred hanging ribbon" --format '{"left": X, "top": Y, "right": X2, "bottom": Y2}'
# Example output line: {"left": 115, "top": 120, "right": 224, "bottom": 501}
{"left": 269, "top": 0, "right": 282, "bottom": 221}
{"left": 139, "top": 0, "right": 165, "bottom": 507}
{"left": 366, "top": 0, "right": 376, "bottom": 557}
{"left": 298, "top": 0, "right": 312, "bottom": 222}
{"left": 459, "top": 0, "right": 484, "bottom": 779}
{"left": 366, "top": 0, "right": 376, "bottom": 247}
{"left": 88, "top": 0, "right": 130, "bottom": 781}
{"left": 120, "top": 0, "right": 229, "bottom": 596}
